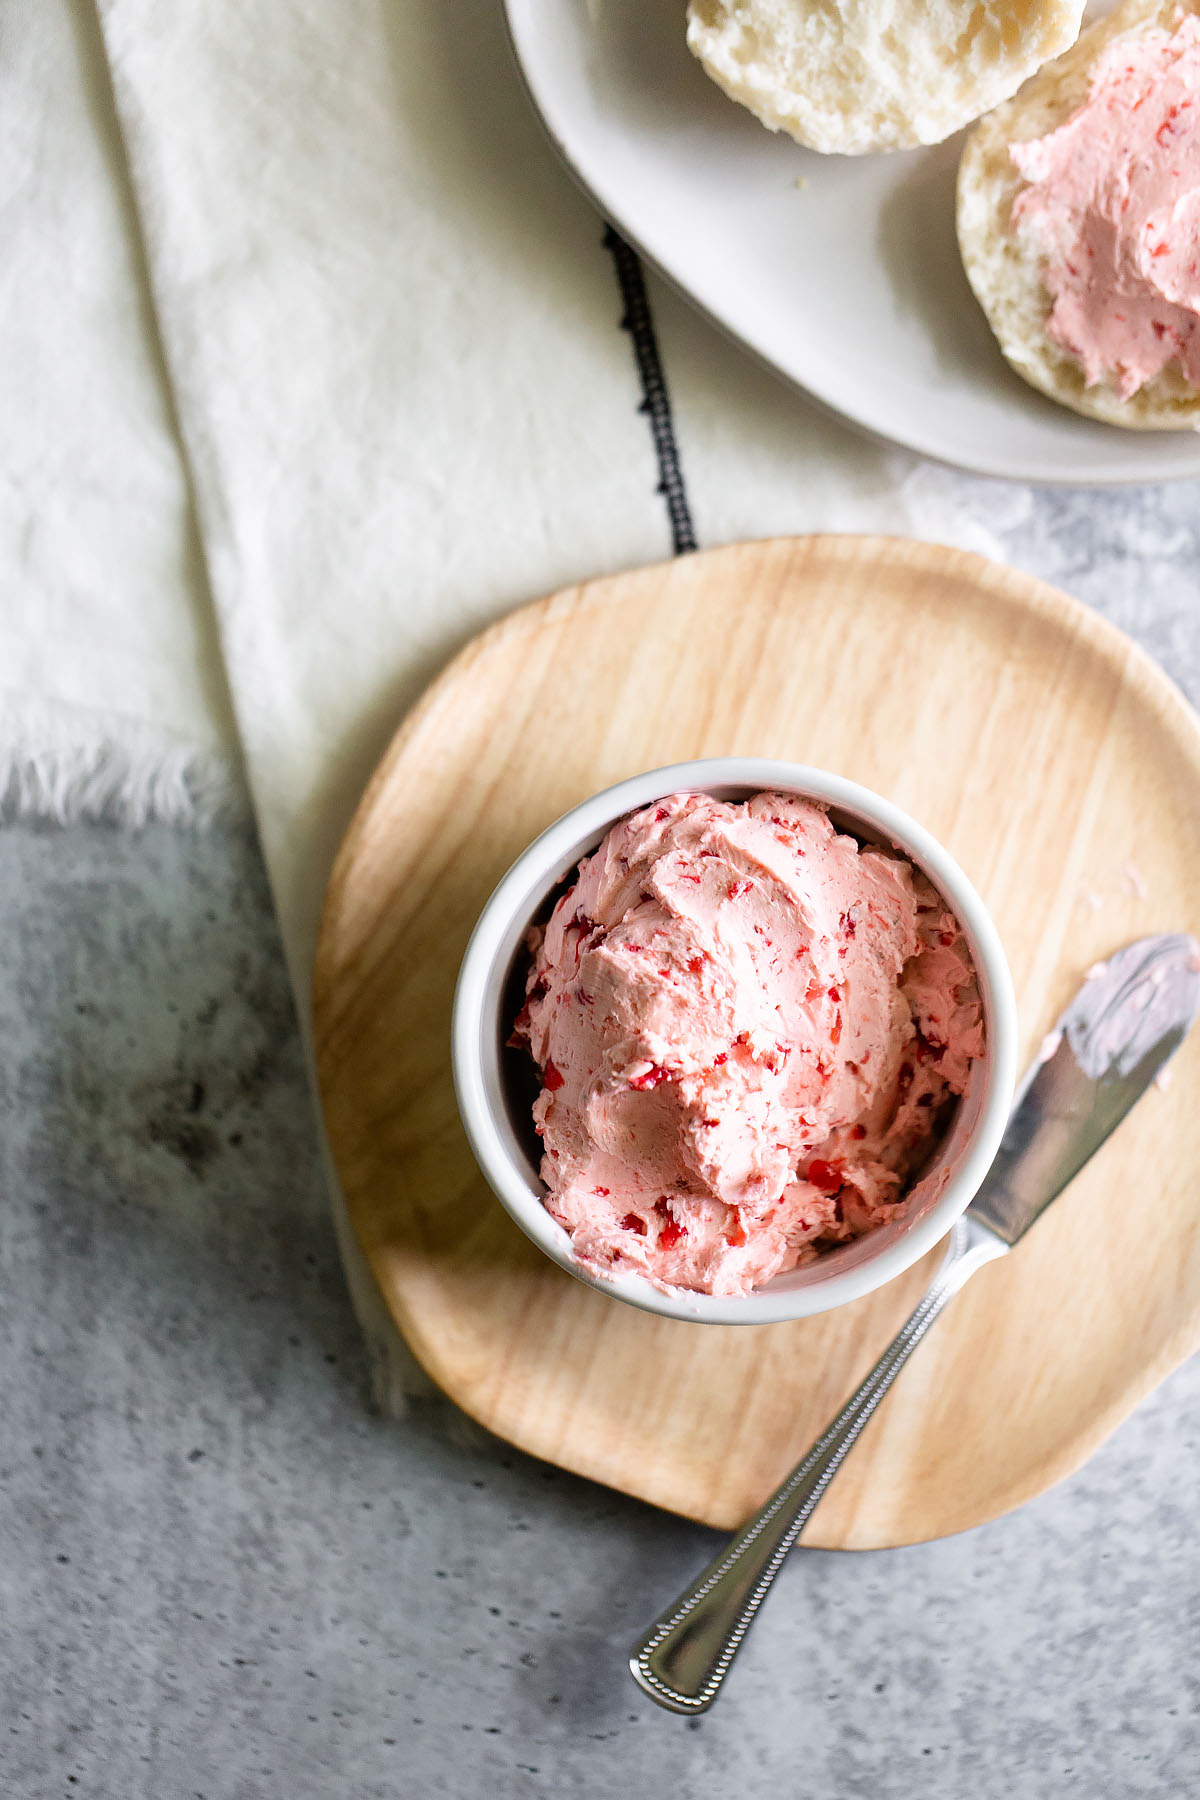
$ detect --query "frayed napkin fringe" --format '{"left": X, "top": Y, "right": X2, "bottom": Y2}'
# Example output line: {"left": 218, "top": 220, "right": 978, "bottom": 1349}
{"left": 0, "top": 700, "right": 243, "bottom": 830}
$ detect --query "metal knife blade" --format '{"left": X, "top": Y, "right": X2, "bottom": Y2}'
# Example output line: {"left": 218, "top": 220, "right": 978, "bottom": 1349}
{"left": 969, "top": 933, "right": 1200, "bottom": 1247}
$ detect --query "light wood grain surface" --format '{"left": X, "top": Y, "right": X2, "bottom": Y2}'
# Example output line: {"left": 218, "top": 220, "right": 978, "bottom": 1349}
{"left": 313, "top": 535, "right": 1200, "bottom": 1546}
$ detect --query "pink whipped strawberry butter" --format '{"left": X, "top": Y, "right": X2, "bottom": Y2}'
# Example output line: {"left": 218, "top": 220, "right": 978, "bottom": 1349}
{"left": 511, "top": 792, "right": 984, "bottom": 1298}
{"left": 1010, "top": 14, "right": 1200, "bottom": 398}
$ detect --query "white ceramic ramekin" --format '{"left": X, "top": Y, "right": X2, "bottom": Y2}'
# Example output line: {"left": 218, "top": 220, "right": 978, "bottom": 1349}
{"left": 451, "top": 758, "right": 1017, "bottom": 1325}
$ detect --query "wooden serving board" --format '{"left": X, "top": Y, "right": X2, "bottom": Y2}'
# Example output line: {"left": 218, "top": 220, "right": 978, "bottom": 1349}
{"left": 313, "top": 536, "right": 1200, "bottom": 1547}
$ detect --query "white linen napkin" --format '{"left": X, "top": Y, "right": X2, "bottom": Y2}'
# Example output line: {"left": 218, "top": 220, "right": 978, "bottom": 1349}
{"left": 2, "top": 0, "right": 241, "bottom": 826}
{"left": 14, "top": 0, "right": 1007, "bottom": 1404}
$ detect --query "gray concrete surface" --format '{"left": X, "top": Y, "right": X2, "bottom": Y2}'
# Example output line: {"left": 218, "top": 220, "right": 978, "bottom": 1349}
{"left": 2, "top": 479, "right": 1199, "bottom": 1798}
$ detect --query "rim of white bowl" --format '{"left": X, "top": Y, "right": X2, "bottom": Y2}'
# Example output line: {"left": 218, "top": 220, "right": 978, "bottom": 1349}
{"left": 451, "top": 758, "right": 1018, "bottom": 1325}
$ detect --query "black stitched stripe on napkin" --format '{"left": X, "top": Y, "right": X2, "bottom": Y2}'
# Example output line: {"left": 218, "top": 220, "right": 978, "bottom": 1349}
{"left": 603, "top": 227, "right": 697, "bottom": 557}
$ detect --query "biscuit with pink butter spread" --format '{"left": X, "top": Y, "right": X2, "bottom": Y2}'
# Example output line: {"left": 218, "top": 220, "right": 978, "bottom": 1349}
{"left": 1010, "top": 14, "right": 1200, "bottom": 398}
{"left": 511, "top": 792, "right": 984, "bottom": 1298}
{"left": 958, "top": 0, "right": 1200, "bottom": 426}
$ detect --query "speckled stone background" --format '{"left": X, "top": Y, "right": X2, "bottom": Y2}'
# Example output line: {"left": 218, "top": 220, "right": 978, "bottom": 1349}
{"left": 2, "top": 479, "right": 1199, "bottom": 1798}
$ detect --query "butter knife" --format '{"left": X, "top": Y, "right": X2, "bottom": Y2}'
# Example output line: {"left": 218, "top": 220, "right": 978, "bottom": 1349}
{"left": 630, "top": 932, "right": 1200, "bottom": 1714}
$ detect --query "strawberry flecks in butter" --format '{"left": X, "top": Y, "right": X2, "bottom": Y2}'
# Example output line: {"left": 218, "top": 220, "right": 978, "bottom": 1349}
{"left": 512, "top": 792, "right": 984, "bottom": 1299}
{"left": 1009, "top": 16, "right": 1200, "bottom": 398}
